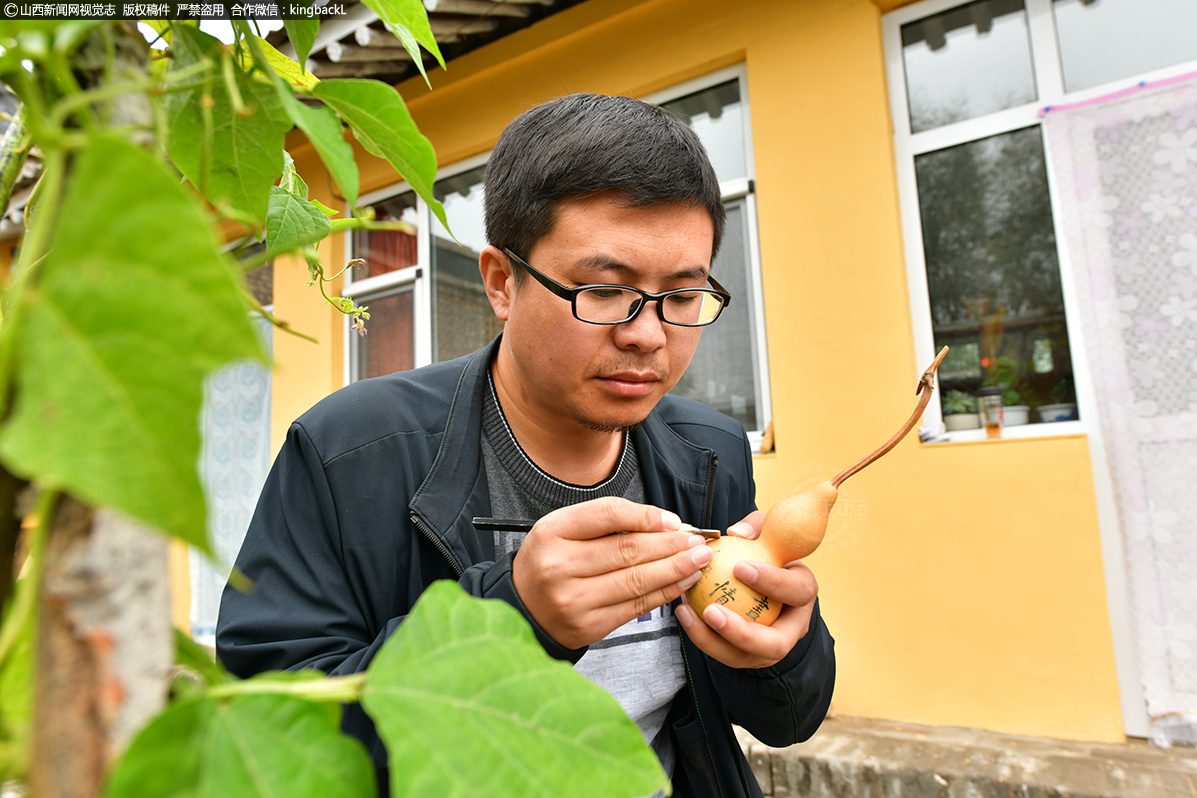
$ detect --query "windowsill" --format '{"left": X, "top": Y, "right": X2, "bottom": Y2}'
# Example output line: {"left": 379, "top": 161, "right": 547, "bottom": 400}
{"left": 924, "top": 419, "right": 1085, "bottom": 444}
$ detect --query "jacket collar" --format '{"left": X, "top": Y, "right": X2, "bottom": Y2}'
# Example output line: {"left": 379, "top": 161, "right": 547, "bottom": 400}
{"left": 409, "top": 336, "right": 717, "bottom": 566}
{"left": 407, "top": 337, "right": 499, "bottom": 571}
{"left": 633, "top": 407, "right": 717, "bottom": 528}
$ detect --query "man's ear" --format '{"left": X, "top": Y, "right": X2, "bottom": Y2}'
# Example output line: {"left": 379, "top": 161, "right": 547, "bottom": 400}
{"left": 479, "top": 245, "right": 515, "bottom": 322}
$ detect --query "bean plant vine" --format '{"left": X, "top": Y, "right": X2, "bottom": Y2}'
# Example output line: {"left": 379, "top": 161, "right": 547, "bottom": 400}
{"left": 0, "top": 7, "right": 666, "bottom": 798}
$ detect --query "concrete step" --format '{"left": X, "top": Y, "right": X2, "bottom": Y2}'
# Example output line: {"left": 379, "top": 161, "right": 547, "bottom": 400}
{"left": 739, "top": 715, "right": 1197, "bottom": 798}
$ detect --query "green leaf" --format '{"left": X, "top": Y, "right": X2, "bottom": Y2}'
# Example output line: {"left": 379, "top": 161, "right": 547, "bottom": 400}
{"left": 0, "top": 592, "right": 32, "bottom": 780}
{"left": 312, "top": 78, "right": 445, "bottom": 229}
{"left": 244, "top": 670, "right": 345, "bottom": 729}
{"left": 280, "top": 150, "right": 309, "bottom": 199}
{"left": 163, "top": 25, "right": 292, "bottom": 224}
{"left": 362, "top": 582, "right": 667, "bottom": 798}
{"left": 52, "top": 20, "right": 102, "bottom": 55}
{"left": 359, "top": 0, "right": 445, "bottom": 87}
{"left": 0, "top": 21, "right": 63, "bottom": 41}
{"left": 283, "top": 16, "right": 320, "bottom": 68}
{"left": 0, "top": 136, "right": 264, "bottom": 551}
{"left": 276, "top": 78, "right": 359, "bottom": 209}
{"left": 266, "top": 186, "right": 332, "bottom": 254}
{"left": 242, "top": 33, "right": 318, "bottom": 90}
{"left": 311, "top": 198, "right": 339, "bottom": 217}
{"left": 174, "top": 628, "right": 230, "bottom": 687}
{"left": 104, "top": 693, "right": 376, "bottom": 798}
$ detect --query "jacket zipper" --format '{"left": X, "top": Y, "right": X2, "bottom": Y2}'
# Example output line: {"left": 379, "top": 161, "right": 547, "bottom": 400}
{"left": 697, "top": 452, "right": 755, "bottom": 797}
{"left": 679, "top": 638, "right": 727, "bottom": 798}
{"left": 410, "top": 511, "right": 465, "bottom": 578}
{"left": 723, "top": 703, "right": 753, "bottom": 796}
{"left": 686, "top": 451, "right": 734, "bottom": 798}
{"left": 702, "top": 454, "right": 719, "bottom": 528}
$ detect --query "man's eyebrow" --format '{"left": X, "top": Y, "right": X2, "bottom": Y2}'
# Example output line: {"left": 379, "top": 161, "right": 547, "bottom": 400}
{"left": 575, "top": 254, "right": 709, "bottom": 282}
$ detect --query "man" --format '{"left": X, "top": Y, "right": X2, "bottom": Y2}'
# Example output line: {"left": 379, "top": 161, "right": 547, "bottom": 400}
{"left": 217, "top": 93, "right": 835, "bottom": 798}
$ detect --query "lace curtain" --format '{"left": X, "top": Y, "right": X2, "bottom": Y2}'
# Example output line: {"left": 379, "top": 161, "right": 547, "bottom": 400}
{"left": 192, "top": 314, "right": 273, "bottom": 644}
{"left": 1043, "top": 75, "right": 1197, "bottom": 746}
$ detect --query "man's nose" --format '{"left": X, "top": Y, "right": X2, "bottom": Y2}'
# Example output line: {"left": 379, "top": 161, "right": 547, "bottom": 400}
{"left": 613, "top": 298, "right": 668, "bottom": 351}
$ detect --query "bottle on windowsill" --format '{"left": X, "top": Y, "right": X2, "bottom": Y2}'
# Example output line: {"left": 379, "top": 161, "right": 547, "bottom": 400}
{"left": 978, "top": 386, "right": 1004, "bottom": 439}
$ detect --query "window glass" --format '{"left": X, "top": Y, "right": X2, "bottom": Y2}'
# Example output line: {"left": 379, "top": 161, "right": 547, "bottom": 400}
{"left": 245, "top": 262, "right": 273, "bottom": 307}
{"left": 671, "top": 199, "right": 759, "bottom": 431}
{"left": 915, "top": 126, "right": 1077, "bottom": 420}
{"left": 661, "top": 79, "right": 746, "bottom": 183}
{"left": 902, "top": 0, "right": 1036, "bottom": 133}
{"left": 353, "top": 192, "right": 419, "bottom": 280}
{"left": 1053, "top": 0, "right": 1197, "bottom": 92}
{"left": 356, "top": 286, "right": 415, "bottom": 379}
{"left": 431, "top": 165, "right": 503, "bottom": 362}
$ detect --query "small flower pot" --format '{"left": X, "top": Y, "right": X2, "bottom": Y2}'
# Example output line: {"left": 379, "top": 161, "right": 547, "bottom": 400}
{"left": 944, "top": 412, "right": 981, "bottom": 431}
{"left": 1004, "top": 405, "right": 1031, "bottom": 426}
{"left": 1038, "top": 403, "right": 1078, "bottom": 422}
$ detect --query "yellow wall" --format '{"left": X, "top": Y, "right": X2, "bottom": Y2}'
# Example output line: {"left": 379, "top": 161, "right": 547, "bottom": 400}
{"left": 269, "top": 135, "right": 346, "bottom": 452}
{"left": 275, "top": 0, "right": 1125, "bottom": 743}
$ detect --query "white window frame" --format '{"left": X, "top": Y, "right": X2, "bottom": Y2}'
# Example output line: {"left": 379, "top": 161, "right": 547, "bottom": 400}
{"left": 643, "top": 64, "right": 772, "bottom": 452}
{"left": 883, "top": 0, "right": 1197, "bottom": 442}
{"left": 342, "top": 65, "right": 772, "bottom": 448}
{"left": 342, "top": 152, "right": 489, "bottom": 384}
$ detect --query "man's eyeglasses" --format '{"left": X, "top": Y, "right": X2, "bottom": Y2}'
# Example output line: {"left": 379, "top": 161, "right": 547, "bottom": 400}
{"left": 503, "top": 248, "right": 731, "bottom": 327}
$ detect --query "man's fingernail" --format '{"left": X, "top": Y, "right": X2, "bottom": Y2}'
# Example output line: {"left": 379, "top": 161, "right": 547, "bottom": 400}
{"left": 677, "top": 571, "right": 701, "bottom": 591}
{"left": 691, "top": 546, "right": 712, "bottom": 567}
{"left": 735, "top": 562, "right": 759, "bottom": 582}
{"left": 729, "top": 522, "right": 756, "bottom": 539}
{"left": 704, "top": 605, "right": 727, "bottom": 629}
{"left": 688, "top": 534, "right": 705, "bottom": 548}
{"left": 677, "top": 604, "right": 694, "bottom": 628}
{"left": 662, "top": 510, "right": 681, "bottom": 530}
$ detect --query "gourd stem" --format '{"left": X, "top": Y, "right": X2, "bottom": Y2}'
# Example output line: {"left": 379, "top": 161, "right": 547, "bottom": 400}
{"left": 831, "top": 347, "right": 949, "bottom": 489}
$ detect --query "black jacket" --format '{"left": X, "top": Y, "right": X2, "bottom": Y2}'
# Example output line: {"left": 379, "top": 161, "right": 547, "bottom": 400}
{"left": 216, "top": 338, "right": 835, "bottom": 798}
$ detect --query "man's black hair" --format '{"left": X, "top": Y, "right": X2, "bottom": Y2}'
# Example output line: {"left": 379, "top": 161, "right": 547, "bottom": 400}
{"left": 484, "top": 93, "right": 726, "bottom": 276}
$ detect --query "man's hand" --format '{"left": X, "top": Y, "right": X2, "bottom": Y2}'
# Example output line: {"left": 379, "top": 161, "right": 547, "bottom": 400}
{"left": 512, "top": 496, "right": 712, "bottom": 650}
{"left": 675, "top": 510, "right": 819, "bottom": 669}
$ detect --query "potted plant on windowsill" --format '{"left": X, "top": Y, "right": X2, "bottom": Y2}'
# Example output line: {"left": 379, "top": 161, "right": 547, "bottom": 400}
{"left": 1038, "top": 376, "right": 1078, "bottom": 422}
{"left": 982, "top": 355, "right": 1031, "bottom": 426}
{"left": 942, "top": 390, "right": 980, "bottom": 430}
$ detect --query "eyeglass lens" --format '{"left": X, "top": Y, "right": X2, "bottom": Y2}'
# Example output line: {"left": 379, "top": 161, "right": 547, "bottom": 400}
{"left": 576, "top": 287, "right": 725, "bottom": 325}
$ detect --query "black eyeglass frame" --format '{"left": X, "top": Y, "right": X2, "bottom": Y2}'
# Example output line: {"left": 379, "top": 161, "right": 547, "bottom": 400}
{"left": 502, "top": 248, "right": 732, "bottom": 327}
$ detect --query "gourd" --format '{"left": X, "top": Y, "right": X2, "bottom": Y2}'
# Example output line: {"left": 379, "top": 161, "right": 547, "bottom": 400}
{"left": 685, "top": 347, "right": 949, "bottom": 625}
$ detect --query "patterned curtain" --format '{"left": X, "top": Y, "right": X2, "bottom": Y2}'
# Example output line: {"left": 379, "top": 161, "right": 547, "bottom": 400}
{"left": 191, "top": 314, "right": 273, "bottom": 644}
{"left": 1043, "top": 75, "right": 1197, "bottom": 746}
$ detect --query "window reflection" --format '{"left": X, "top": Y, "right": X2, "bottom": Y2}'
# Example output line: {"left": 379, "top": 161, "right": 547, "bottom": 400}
{"left": 1053, "top": 0, "right": 1197, "bottom": 92}
{"left": 902, "top": 0, "right": 1036, "bottom": 133}
{"left": 353, "top": 192, "right": 419, "bottom": 279}
{"left": 671, "top": 200, "right": 758, "bottom": 431}
{"left": 357, "top": 287, "right": 415, "bottom": 379}
{"left": 915, "top": 127, "right": 1078, "bottom": 422}
{"left": 661, "top": 80, "right": 746, "bottom": 184}
{"left": 431, "top": 165, "right": 503, "bottom": 362}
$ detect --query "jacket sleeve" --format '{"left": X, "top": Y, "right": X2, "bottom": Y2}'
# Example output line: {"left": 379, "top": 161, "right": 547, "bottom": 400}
{"left": 460, "top": 556, "right": 590, "bottom": 664}
{"left": 216, "top": 422, "right": 396, "bottom": 679}
{"left": 217, "top": 419, "right": 578, "bottom": 774}
{"left": 706, "top": 599, "right": 835, "bottom": 746}
{"left": 217, "top": 421, "right": 476, "bottom": 678}
{"left": 216, "top": 420, "right": 583, "bottom": 683}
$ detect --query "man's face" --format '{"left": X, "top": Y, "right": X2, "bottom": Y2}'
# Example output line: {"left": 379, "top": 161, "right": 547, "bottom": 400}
{"left": 493, "top": 192, "right": 715, "bottom": 434}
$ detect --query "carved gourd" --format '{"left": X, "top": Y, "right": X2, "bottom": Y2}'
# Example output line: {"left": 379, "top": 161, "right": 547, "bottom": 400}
{"left": 685, "top": 347, "right": 949, "bottom": 625}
